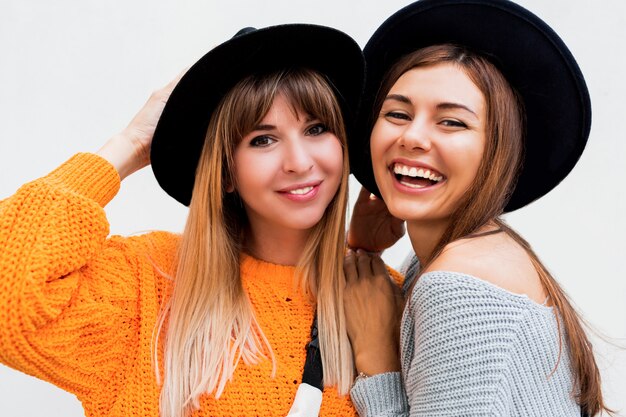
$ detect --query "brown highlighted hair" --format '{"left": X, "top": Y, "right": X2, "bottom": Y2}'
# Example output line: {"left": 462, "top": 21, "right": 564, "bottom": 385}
{"left": 373, "top": 44, "right": 608, "bottom": 416}
{"left": 155, "top": 68, "right": 353, "bottom": 417}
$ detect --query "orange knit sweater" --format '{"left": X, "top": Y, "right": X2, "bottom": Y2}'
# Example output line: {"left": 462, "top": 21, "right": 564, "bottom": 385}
{"left": 0, "top": 153, "right": 357, "bottom": 417}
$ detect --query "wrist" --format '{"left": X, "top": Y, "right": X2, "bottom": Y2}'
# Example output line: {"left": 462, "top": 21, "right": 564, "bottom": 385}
{"left": 345, "top": 233, "right": 383, "bottom": 255}
{"left": 352, "top": 371, "right": 371, "bottom": 387}
{"left": 96, "top": 134, "right": 147, "bottom": 180}
{"left": 354, "top": 349, "right": 400, "bottom": 376}
{"left": 346, "top": 231, "right": 384, "bottom": 254}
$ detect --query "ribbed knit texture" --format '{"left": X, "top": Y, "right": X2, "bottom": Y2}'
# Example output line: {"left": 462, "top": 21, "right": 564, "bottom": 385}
{"left": 0, "top": 153, "right": 356, "bottom": 417}
{"left": 351, "top": 256, "right": 581, "bottom": 417}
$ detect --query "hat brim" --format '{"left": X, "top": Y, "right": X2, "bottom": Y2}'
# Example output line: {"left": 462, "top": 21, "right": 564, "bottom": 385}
{"left": 151, "top": 24, "right": 364, "bottom": 206}
{"left": 350, "top": 0, "right": 591, "bottom": 212}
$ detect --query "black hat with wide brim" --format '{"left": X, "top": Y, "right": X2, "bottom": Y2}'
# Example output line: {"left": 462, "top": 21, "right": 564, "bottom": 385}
{"left": 349, "top": 0, "right": 591, "bottom": 212}
{"left": 151, "top": 24, "right": 365, "bottom": 206}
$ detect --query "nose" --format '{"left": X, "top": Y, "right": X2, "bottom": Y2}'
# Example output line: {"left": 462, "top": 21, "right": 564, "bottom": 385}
{"left": 398, "top": 120, "right": 431, "bottom": 152}
{"left": 282, "top": 138, "right": 314, "bottom": 174}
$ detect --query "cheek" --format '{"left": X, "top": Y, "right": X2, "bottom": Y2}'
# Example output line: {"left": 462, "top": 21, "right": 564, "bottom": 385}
{"left": 450, "top": 138, "right": 485, "bottom": 180}
{"left": 369, "top": 122, "right": 384, "bottom": 159}
{"left": 233, "top": 151, "right": 274, "bottom": 194}
{"left": 318, "top": 137, "right": 344, "bottom": 179}
{"left": 369, "top": 124, "right": 392, "bottom": 179}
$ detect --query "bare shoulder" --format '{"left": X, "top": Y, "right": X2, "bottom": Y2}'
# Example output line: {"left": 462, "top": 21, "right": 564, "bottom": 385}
{"left": 425, "top": 232, "right": 548, "bottom": 304}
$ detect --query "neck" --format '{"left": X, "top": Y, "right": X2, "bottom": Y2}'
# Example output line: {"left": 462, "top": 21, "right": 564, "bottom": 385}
{"left": 406, "top": 219, "right": 449, "bottom": 266}
{"left": 244, "top": 223, "right": 310, "bottom": 266}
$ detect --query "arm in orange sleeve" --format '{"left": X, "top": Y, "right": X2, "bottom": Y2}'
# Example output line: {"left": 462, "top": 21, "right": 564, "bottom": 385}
{"left": 0, "top": 153, "right": 165, "bottom": 399}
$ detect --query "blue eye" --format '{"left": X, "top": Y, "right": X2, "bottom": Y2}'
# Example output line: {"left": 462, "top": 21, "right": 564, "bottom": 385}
{"left": 249, "top": 135, "right": 275, "bottom": 147}
{"left": 307, "top": 123, "right": 328, "bottom": 136}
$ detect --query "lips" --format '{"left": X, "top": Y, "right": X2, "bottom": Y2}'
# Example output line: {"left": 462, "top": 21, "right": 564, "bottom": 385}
{"left": 277, "top": 181, "right": 322, "bottom": 201}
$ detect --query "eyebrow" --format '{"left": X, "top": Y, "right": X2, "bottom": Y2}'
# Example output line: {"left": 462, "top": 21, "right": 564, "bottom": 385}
{"left": 384, "top": 94, "right": 412, "bottom": 104}
{"left": 385, "top": 94, "right": 478, "bottom": 118}
{"left": 253, "top": 124, "right": 276, "bottom": 131}
{"left": 251, "top": 115, "right": 317, "bottom": 132}
{"left": 436, "top": 102, "right": 478, "bottom": 117}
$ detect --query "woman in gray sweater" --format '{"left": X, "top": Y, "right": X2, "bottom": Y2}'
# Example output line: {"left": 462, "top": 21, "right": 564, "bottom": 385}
{"left": 344, "top": 0, "right": 610, "bottom": 416}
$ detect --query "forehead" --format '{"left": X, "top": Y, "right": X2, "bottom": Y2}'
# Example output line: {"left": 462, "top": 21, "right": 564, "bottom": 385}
{"left": 390, "top": 63, "right": 485, "bottom": 113}
{"left": 259, "top": 94, "right": 309, "bottom": 123}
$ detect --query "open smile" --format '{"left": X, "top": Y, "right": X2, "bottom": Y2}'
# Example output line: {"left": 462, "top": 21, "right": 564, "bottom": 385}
{"left": 389, "top": 162, "right": 446, "bottom": 191}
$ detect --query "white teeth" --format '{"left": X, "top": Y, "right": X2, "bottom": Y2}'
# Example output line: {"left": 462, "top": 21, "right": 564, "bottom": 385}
{"left": 393, "top": 163, "right": 443, "bottom": 182}
{"left": 288, "top": 186, "right": 314, "bottom": 195}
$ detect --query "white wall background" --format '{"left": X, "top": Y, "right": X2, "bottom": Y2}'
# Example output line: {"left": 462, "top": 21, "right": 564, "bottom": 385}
{"left": 0, "top": 0, "right": 624, "bottom": 416}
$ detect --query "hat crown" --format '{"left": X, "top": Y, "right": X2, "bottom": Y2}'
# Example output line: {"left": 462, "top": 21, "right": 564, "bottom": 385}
{"left": 233, "top": 27, "right": 257, "bottom": 38}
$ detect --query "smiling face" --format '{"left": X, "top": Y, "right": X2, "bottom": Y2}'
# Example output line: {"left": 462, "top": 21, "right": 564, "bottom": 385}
{"left": 370, "top": 63, "right": 487, "bottom": 225}
{"left": 233, "top": 94, "right": 344, "bottom": 234}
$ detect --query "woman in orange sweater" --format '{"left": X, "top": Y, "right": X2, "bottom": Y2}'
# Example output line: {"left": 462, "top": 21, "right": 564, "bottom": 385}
{"left": 0, "top": 24, "right": 366, "bottom": 417}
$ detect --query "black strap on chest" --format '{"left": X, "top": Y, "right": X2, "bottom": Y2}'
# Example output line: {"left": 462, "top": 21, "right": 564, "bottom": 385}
{"left": 301, "top": 314, "right": 323, "bottom": 390}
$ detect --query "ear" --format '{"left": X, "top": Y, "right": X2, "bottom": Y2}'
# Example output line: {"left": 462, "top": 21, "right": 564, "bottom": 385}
{"left": 225, "top": 175, "right": 235, "bottom": 193}
{"left": 225, "top": 170, "right": 236, "bottom": 193}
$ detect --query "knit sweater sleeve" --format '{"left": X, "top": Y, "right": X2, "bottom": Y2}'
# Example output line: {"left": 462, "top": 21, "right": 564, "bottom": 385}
{"left": 351, "top": 271, "right": 531, "bottom": 417}
{"left": 0, "top": 153, "right": 159, "bottom": 398}
{"left": 400, "top": 272, "right": 529, "bottom": 416}
{"left": 350, "top": 372, "right": 409, "bottom": 417}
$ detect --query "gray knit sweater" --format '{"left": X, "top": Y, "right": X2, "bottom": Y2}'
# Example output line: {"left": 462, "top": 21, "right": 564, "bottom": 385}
{"left": 350, "top": 254, "right": 580, "bottom": 416}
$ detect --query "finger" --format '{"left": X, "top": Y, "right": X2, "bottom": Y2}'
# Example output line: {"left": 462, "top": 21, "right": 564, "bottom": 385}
{"left": 343, "top": 251, "right": 358, "bottom": 284}
{"left": 371, "top": 254, "right": 388, "bottom": 277}
{"left": 158, "top": 67, "right": 189, "bottom": 99}
{"left": 355, "top": 186, "right": 373, "bottom": 204}
{"left": 356, "top": 250, "right": 373, "bottom": 278}
{"left": 167, "top": 67, "right": 188, "bottom": 88}
{"left": 392, "top": 219, "right": 406, "bottom": 239}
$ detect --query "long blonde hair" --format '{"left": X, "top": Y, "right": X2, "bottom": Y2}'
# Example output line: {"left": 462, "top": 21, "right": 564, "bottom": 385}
{"left": 155, "top": 68, "right": 353, "bottom": 417}
{"left": 373, "top": 45, "right": 609, "bottom": 416}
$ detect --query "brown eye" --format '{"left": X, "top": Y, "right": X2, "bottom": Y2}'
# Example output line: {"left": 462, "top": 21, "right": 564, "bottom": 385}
{"left": 250, "top": 135, "right": 275, "bottom": 147}
{"left": 440, "top": 119, "right": 467, "bottom": 128}
{"left": 307, "top": 123, "right": 328, "bottom": 136}
{"left": 385, "top": 111, "right": 411, "bottom": 121}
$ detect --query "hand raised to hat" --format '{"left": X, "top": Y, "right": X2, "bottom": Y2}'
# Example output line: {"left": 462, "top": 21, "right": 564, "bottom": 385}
{"left": 347, "top": 187, "right": 405, "bottom": 253}
{"left": 97, "top": 71, "right": 185, "bottom": 180}
{"left": 343, "top": 250, "right": 403, "bottom": 376}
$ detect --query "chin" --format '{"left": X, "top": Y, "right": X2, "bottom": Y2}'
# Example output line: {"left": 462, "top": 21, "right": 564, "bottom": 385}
{"left": 384, "top": 198, "right": 429, "bottom": 223}
{"left": 283, "top": 213, "right": 326, "bottom": 231}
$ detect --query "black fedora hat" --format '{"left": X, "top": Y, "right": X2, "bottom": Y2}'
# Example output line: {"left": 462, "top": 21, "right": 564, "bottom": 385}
{"left": 151, "top": 24, "right": 365, "bottom": 206}
{"left": 349, "top": 0, "right": 591, "bottom": 212}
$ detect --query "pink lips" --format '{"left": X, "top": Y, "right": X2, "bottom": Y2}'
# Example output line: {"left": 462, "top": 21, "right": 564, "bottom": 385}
{"left": 277, "top": 181, "right": 322, "bottom": 202}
